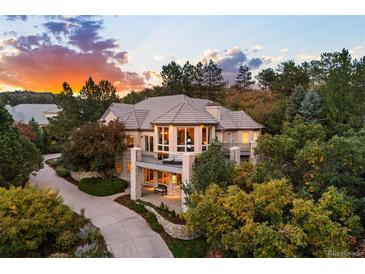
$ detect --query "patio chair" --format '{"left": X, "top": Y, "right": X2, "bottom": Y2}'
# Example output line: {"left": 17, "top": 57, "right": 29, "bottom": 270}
{"left": 154, "top": 184, "right": 167, "bottom": 196}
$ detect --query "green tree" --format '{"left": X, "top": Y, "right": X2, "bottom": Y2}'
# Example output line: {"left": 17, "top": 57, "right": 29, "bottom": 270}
{"left": 48, "top": 78, "right": 121, "bottom": 142}
{"left": 285, "top": 85, "right": 305, "bottom": 122}
{"left": 0, "top": 186, "right": 73, "bottom": 256}
{"left": 161, "top": 61, "right": 184, "bottom": 94}
{"left": 272, "top": 60, "right": 310, "bottom": 94}
{"left": 234, "top": 65, "right": 255, "bottom": 90}
{"left": 187, "top": 140, "right": 233, "bottom": 195}
{"left": 252, "top": 118, "right": 326, "bottom": 190}
{"left": 202, "top": 60, "right": 227, "bottom": 101}
{"left": 62, "top": 120, "right": 126, "bottom": 177}
{"left": 298, "top": 90, "right": 322, "bottom": 124}
{"left": 319, "top": 49, "right": 365, "bottom": 135}
{"left": 0, "top": 104, "right": 42, "bottom": 188}
{"left": 265, "top": 96, "right": 289, "bottom": 134}
{"left": 256, "top": 68, "right": 276, "bottom": 90}
{"left": 185, "top": 180, "right": 360, "bottom": 257}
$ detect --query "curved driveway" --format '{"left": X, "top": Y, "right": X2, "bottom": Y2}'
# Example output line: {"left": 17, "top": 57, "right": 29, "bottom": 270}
{"left": 30, "top": 154, "right": 173, "bottom": 258}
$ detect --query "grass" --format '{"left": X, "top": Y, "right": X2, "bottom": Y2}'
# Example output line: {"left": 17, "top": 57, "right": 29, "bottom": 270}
{"left": 79, "top": 177, "right": 128, "bottom": 196}
{"left": 114, "top": 195, "right": 209, "bottom": 258}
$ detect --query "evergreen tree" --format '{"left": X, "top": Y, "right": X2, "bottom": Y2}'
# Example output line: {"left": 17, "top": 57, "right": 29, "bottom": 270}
{"left": 202, "top": 60, "right": 227, "bottom": 101}
{"left": 0, "top": 104, "right": 42, "bottom": 188}
{"left": 160, "top": 61, "right": 184, "bottom": 94}
{"left": 298, "top": 90, "right": 322, "bottom": 124}
{"left": 256, "top": 68, "right": 276, "bottom": 90}
{"left": 234, "top": 65, "right": 255, "bottom": 90}
{"left": 285, "top": 85, "right": 306, "bottom": 121}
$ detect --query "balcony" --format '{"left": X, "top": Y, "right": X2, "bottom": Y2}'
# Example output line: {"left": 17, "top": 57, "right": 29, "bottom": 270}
{"left": 136, "top": 151, "right": 183, "bottom": 174}
{"left": 222, "top": 143, "right": 251, "bottom": 156}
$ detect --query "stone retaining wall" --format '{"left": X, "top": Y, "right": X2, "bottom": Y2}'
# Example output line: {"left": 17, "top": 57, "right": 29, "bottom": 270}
{"left": 70, "top": 170, "right": 102, "bottom": 182}
{"left": 140, "top": 203, "right": 198, "bottom": 240}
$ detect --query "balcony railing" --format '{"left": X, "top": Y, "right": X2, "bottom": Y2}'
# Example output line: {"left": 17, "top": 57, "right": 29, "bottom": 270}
{"left": 222, "top": 143, "right": 251, "bottom": 151}
{"left": 139, "top": 151, "right": 184, "bottom": 166}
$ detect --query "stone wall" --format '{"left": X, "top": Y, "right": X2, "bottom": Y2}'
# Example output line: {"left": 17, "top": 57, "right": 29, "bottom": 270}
{"left": 70, "top": 170, "right": 102, "bottom": 182}
{"left": 140, "top": 203, "right": 198, "bottom": 240}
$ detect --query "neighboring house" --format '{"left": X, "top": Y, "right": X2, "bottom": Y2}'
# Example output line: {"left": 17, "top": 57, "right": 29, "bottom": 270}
{"left": 100, "top": 94, "right": 263, "bottom": 212}
{"left": 5, "top": 104, "right": 60, "bottom": 126}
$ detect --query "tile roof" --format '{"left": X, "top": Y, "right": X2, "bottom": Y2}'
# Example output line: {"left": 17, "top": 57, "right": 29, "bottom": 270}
{"left": 5, "top": 104, "right": 60, "bottom": 125}
{"left": 100, "top": 94, "right": 264, "bottom": 130}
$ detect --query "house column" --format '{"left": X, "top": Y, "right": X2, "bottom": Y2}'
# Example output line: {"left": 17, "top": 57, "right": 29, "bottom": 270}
{"left": 153, "top": 170, "right": 158, "bottom": 187}
{"left": 229, "top": 146, "right": 240, "bottom": 165}
{"left": 167, "top": 173, "right": 174, "bottom": 195}
{"left": 130, "top": 147, "right": 142, "bottom": 200}
{"left": 181, "top": 152, "right": 196, "bottom": 212}
{"left": 249, "top": 141, "right": 257, "bottom": 165}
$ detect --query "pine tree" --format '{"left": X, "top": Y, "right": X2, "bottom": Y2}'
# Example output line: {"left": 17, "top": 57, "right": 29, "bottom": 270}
{"left": 298, "top": 90, "right": 322, "bottom": 124}
{"left": 285, "top": 85, "right": 305, "bottom": 121}
{"left": 202, "top": 60, "right": 227, "bottom": 101}
{"left": 234, "top": 65, "right": 255, "bottom": 90}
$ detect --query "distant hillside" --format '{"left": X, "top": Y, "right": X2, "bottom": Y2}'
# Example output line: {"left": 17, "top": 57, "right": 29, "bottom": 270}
{"left": 0, "top": 91, "right": 56, "bottom": 106}
{"left": 223, "top": 88, "right": 281, "bottom": 128}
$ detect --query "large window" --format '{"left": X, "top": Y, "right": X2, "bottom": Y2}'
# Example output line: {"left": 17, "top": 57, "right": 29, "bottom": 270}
{"left": 144, "top": 136, "right": 153, "bottom": 152}
{"left": 157, "top": 126, "right": 169, "bottom": 152}
{"left": 202, "top": 126, "right": 212, "bottom": 151}
{"left": 242, "top": 131, "right": 250, "bottom": 144}
{"left": 177, "top": 127, "right": 195, "bottom": 152}
{"left": 253, "top": 131, "right": 259, "bottom": 141}
{"left": 127, "top": 135, "right": 134, "bottom": 148}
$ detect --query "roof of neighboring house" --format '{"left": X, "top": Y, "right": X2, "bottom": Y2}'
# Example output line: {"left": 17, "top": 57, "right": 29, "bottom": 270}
{"left": 5, "top": 104, "right": 60, "bottom": 125}
{"left": 100, "top": 94, "right": 264, "bottom": 130}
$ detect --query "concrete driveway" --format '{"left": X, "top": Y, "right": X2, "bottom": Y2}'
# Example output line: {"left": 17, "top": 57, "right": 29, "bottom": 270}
{"left": 30, "top": 154, "right": 173, "bottom": 258}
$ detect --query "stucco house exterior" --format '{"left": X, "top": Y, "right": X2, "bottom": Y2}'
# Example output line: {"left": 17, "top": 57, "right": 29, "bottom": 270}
{"left": 100, "top": 94, "right": 263, "bottom": 212}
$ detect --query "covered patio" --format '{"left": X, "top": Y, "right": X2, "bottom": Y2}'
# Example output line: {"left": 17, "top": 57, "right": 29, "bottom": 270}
{"left": 141, "top": 186, "right": 182, "bottom": 213}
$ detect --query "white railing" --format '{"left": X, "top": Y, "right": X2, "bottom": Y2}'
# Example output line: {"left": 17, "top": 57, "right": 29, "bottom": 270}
{"left": 140, "top": 151, "right": 184, "bottom": 166}
{"left": 222, "top": 143, "right": 251, "bottom": 151}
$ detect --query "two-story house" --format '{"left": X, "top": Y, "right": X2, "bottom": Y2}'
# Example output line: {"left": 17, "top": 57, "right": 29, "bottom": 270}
{"left": 100, "top": 94, "right": 263, "bottom": 212}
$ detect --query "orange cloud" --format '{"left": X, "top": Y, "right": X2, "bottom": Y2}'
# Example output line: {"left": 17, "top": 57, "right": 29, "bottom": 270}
{"left": 0, "top": 45, "right": 145, "bottom": 93}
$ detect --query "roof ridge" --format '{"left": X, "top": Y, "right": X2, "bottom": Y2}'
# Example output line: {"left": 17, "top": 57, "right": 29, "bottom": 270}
{"left": 171, "top": 102, "right": 185, "bottom": 123}
{"left": 151, "top": 102, "right": 181, "bottom": 123}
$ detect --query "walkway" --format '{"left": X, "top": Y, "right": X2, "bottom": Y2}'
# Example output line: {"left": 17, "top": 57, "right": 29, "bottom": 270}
{"left": 29, "top": 154, "right": 173, "bottom": 258}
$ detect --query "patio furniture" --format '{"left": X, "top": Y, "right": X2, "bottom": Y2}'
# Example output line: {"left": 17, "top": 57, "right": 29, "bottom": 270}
{"left": 162, "top": 154, "right": 182, "bottom": 165}
{"left": 154, "top": 184, "right": 167, "bottom": 196}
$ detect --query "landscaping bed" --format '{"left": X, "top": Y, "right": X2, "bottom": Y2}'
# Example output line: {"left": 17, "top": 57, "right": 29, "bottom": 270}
{"left": 114, "top": 195, "right": 209, "bottom": 258}
{"left": 137, "top": 199, "right": 186, "bottom": 225}
{"left": 79, "top": 177, "right": 128, "bottom": 196}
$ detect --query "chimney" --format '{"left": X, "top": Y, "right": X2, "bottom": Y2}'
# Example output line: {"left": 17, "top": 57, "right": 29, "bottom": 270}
{"left": 205, "top": 102, "right": 221, "bottom": 120}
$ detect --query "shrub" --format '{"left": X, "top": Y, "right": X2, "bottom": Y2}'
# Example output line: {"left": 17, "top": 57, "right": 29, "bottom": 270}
{"left": 0, "top": 186, "right": 73, "bottom": 257}
{"left": 55, "top": 230, "right": 78, "bottom": 252}
{"left": 55, "top": 165, "right": 69, "bottom": 177}
{"left": 74, "top": 241, "right": 112, "bottom": 258}
{"left": 79, "top": 223, "right": 102, "bottom": 242}
{"left": 78, "top": 177, "right": 128, "bottom": 196}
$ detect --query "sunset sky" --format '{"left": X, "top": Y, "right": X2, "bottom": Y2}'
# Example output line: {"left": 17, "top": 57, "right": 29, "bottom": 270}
{"left": 0, "top": 15, "right": 364, "bottom": 96}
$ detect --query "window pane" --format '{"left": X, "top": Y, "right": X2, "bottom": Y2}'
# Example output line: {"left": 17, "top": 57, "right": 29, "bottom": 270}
{"left": 208, "top": 127, "right": 212, "bottom": 144}
{"left": 202, "top": 127, "right": 207, "bottom": 145}
{"left": 164, "top": 127, "right": 169, "bottom": 145}
{"left": 127, "top": 135, "right": 134, "bottom": 148}
{"left": 187, "top": 128, "right": 194, "bottom": 145}
{"left": 177, "top": 146, "right": 185, "bottom": 152}
{"left": 149, "top": 136, "right": 153, "bottom": 152}
{"left": 158, "top": 127, "right": 163, "bottom": 144}
{"left": 177, "top": 127, "right": 185, "bottom": 145}
{"left": 144, "top": 136, "right": 148, "bottom": 151}
{"left": 253, "top": 131, "right": 259, "bottom": 141}
{"left": 242, "top": 131, "right": 250, "bottom": 144}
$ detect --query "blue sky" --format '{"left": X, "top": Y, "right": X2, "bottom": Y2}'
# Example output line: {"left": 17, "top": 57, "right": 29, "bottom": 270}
{"left": 0, "top": 16, "right": 364, "bottom": 94}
